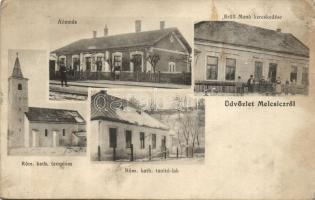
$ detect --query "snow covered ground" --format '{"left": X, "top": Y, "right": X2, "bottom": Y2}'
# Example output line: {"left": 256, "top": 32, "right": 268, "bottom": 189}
{"left": 97, "top": 154, "right": 205, "bottom": 164}
{"left": 49, "top": 91, "right": 87, "bottom": 101}
{"left": 8, "top": 147, "right": 86, "bottom": 156}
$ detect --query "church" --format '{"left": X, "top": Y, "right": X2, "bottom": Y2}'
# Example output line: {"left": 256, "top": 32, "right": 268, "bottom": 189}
{"left": 8, "top": 53, "right": 86, "bottom": 149}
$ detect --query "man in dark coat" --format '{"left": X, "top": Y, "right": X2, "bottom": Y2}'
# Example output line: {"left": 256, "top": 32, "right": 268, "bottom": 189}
{"left": 60, "top": 65, "right": 68, "bottom": 87}
{"left": 247, "top": 75, "right": 254, "bottom": 93}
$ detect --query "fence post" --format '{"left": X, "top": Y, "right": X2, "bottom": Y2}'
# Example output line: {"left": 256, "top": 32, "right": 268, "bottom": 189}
{"left": 186, "top": 146, "right": 188, "bottom": 157}
{"left": 164, "top": 146, "right": 167, "bottom": 159}
{"left": 149, "top": 145, "right": 151, "bottom": 161}
{"left": 113, "top": 147, "right": 116, "bottom": 161}
{"left": 130, "top": 144, "right": 134, "bottom": 161}
{"left": 98, "top": 145, "right": 101, "bottom": 161}
{"left": 176, "top": 147, "right": 178, "bottom": 158}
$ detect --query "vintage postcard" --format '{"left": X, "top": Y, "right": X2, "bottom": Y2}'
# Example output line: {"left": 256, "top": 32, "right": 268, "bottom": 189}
{"left": 0, "top": 0, "right": 315, "bottom": 199}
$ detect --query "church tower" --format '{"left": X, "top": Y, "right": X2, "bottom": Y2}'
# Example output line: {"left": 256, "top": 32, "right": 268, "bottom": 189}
{"left": 8, "top": 53, "right": 29, "bottom": 148}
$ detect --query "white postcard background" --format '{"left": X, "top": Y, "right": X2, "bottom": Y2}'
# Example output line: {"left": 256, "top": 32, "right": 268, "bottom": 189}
{"left": 1, "top": 0, "right": 315, "bottom": 199}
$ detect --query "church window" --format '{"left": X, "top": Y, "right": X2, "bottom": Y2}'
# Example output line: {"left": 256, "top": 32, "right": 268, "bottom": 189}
{"left": 18, "top": 83, "right": 22, "bottom": 90}
{"left": 45, "top": 129, "right": 48, "bottom": 137}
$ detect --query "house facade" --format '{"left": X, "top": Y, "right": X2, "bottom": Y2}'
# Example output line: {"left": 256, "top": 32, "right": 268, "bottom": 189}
{"left": 50, "top": 21, "right": 191, "bottom": 85}
{"left": 8, "top": 54, "right": 86, "bottom": 148}
{"left": 90, "top": 91, "right": 173, "bottom": 161}
{"left": 194, "top": 21, "right": 310, "bottom": 94}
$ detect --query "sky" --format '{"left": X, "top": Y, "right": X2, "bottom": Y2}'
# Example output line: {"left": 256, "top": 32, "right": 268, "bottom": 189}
{"left": 49, "top": 17, "right": 193, "bottom": 51}
{"left": 45, "top": 0, "right": 313, "bottom": 51}
{"left": 92, "top": 89, "right": 197, "bottom": 110}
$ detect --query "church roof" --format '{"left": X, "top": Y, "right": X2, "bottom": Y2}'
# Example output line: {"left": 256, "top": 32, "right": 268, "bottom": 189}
{"left": 11, "top": 54, "right": 25, "bottom": 78}
{"left": 52, "top": 27, "right": 191, "bottom": 54}
{"left": 25, "top": 107, "right": 85, "bottom": 124}
{"left": 91, "top": 90, "right": 169, "bottom": 131}
{"left": 194, "top": 21, "right": 309, "bottom": 58}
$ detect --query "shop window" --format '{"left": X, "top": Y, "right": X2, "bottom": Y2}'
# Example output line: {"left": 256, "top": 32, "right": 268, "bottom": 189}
{"left": 268, "top": 63, "right": 277, "bottom": 83}
{"left": 225, "top": 58, "right": 236, "bottom": 81}
{"left": 206, "top": 56, "right": 218, "bottom": 80}
{"left": 254, "top": 61, "right": 263, "bottom": 81}
{"left": 290, "top": 66, "right": 298, "bottom": 82}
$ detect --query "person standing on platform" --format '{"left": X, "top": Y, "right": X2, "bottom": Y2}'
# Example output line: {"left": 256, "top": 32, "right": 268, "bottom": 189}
{"left": 60, "top": 65, "right": 68, "bottom": 87}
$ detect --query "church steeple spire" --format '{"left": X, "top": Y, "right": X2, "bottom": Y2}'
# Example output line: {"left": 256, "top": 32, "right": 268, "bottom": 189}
{"left": 11, "top": 52, "right": 24, "bottom": 78}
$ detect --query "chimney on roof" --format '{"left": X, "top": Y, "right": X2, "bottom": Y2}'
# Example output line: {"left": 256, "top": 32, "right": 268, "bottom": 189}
{"left": 160, "top": 21, "right": 165, "bottom": 30}
{"left": 276, "top": 28, "right": 281, "bottom": 32}
{"left": 104, "top": 25, "right": 108, "bottom": 36}
{"left": 93, "top": 30, "right": 97, "bottom": 38}
{"left": 135, "top": 20, "right": 141, "bottom": 33}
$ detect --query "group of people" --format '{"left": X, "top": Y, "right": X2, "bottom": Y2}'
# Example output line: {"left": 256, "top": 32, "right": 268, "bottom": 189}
{"left": 235, "top": 75, "right": 297, "bottom": 95}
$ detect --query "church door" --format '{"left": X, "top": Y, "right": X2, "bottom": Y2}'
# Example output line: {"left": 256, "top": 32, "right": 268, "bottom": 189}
{"left": 53, "top": 131, "right": 59, "bottom": 147}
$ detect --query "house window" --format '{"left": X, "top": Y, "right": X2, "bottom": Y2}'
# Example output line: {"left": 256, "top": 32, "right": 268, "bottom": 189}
{"left": 225, "top": 58, "right": 236, "bottom": 81}
{"left": 72, "top": 57, "right": 80, "bottom": 71}
{"left": 290, "top": 66, "right": 298, "bottom": 82}
{"left": 109, "top": 128, "right": 117, "bottom": 148}
{"left": 254, "top": 61, "right": 263, "bottom": 81}
{"left": 125, "top": 130, "right": 132, "bottom": 148}
{"left": 168, "top": 62, "right": 176, "bottom": 72}
{"left": 161, "top": 136, "right": 166, "bottom": 148}
{"left": 302, "top": 67, "right": 308, "bottom": 85}
{"left": 206, "top": 56, "right": 218, "bottom": 80}
{"left": 130, "top": 54, "right": 142, "bottom": 72}
{"left": 18, "top": 83, "right": 22, "bottom": 90}
{"left": 113, "top": 54, "right": 122, "bottom": 71}
{"left": 140, "top": 132, "right": 145, "bottom": 149}
{"left": 59, "top": 57, "right": 66, "bottom": 67}
{"left": 85, "top": 57, "right": 92, "bottom": 71}
{"left": 96, "top": 56, "right": 103, "bottom": 71}
{"left": 62, "top": 129, "right": 65, "bottom": 136}
{"left": 45, "top": 129, "right": 48, "bottom": 137}
{"left": 152, "top": 134, "right": 156, "bottom": 149}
